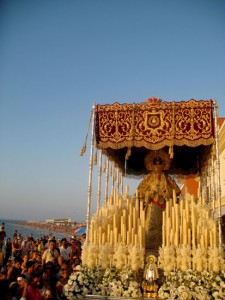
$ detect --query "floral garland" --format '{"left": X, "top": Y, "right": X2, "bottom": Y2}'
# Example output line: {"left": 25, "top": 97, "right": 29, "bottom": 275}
{"left": 158, "top": 269, "right": 225, "bottom": 300}
{"left": 158, "top": 245, "right": 225, "bottom": 275}
{"left": 64, "top": 265, "right": 142, "bottom": 299}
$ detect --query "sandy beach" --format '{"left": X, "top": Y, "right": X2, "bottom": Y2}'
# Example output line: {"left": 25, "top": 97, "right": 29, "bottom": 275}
{"left": 11, "top": 220, "right": 86, "bottom": 238}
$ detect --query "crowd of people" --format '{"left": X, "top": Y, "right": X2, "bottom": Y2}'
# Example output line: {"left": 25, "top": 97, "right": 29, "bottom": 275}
{"left": 0, "top": 222, "right": 86, "bottom": 300}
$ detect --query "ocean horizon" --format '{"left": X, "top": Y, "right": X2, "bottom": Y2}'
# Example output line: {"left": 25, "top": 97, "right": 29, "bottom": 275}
{"left": 0, "top": 218, "right": 72, "bottom": 240}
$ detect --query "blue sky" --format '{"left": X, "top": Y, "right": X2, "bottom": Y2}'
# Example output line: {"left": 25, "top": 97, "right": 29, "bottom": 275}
{"left": 0, "top": 0, "right": 225, "bottom": 221}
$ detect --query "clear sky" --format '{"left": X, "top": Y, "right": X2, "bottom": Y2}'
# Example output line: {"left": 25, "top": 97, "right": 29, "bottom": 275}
{"left": 0, "top": 0, "right": 225, "bottom": 222}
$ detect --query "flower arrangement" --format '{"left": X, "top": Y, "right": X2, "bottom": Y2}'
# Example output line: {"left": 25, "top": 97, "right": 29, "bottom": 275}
{"left": 64, "top": 265, "right": 142, "bottom": 299}
{"left": 64, "top": 265, "right": 90, "bottom": 299}
{"left": 102, "top": 266, "right": 142, "bottom": 298}
{"left": 158, "top": 269, "right": 225, "bottom": 300}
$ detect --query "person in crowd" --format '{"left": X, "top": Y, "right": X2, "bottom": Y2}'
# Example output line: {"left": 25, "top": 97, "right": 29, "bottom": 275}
{"left": 42, "top": 240, "right": 59, "bottom": 265}
{"left": 59, "top": 238, "right": 70, "bottom": 263}
{"left": 54, "top": 239, "right": 60, "bottom": 256}
{"left": 17, "top": 274, "right": 28, "bottom": 299}
{"left": 27, "top": 272, "right": 42, "bottom": 300}
{"left": 23, "top": 260, "right": 36, "bottom": 283}
{"left": 0, "top": 246, "right": 4, "bottom": 268}
{"left": 42, "top": 236, "right": 48, "bottom": 245}
{"left": 0, "top": 270, "right": 9, "bottom": 299}
{"left": 0, "top": 225, "right": 6, "bottom": 249}
{"left": 7, "top": 281, "right": 20, "bottom": 300}
{"left": 38, "top": 239, "right": 46, "bottom": 254}
{"left": 44, "top": 236, "right": 54, "bottom": 249}
{"left": 28, "top": 233, "right": 34, "bottom": 242}
{"left": 57, "top": 255, "right": 64, "bottom": 269}
{"left": 41, "top": 267, "right": 52, "bottom": 297}
{"left": 13, "top": 230, "right": 18, "bottom": 239}
{"left": 6, "top": 257, "right": 13, "bottom": 272}
{"left": 4, "top": 237, "right": 12, "bottom": 264}
{"left": 7, "top": 256, "right": 22, "bottom": 283}
{"left": 1, "top": 222, "right": 5, "bottom": 229}
{"left": 17, "top": 233, "right": 23, "bottom": 245}
{"left": 30, "top": 250, "right": 39, "bottom": 261}
{"left": 29, "top": 239, "right": 38, "bottom": 253}
{"left": 12, "top": 237, "right": 21, "bottom": 258}
{"left": 70, "top": 236, "right": 81, "bottom": 263}
{"left": 55, "top": 264, "right": 69, "bottom": 300}
{"left": 81, "top": 233, "right": 86, "bottom": 246}
{"left": 21, "top": 236, "right": 31, "bottom": 254}
{"left": 21, "top": 252, "right": 29, "bottom": 273}
{"left": 72, "top": 255, "right": 81, "bottom": 268}
{"left": 43, "top": 287, "right": 54, "bottom": 300}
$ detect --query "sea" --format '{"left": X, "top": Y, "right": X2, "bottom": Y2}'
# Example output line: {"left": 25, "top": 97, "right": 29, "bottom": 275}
{"left": 0, "top": 219, "right": 71, "bottom": 241}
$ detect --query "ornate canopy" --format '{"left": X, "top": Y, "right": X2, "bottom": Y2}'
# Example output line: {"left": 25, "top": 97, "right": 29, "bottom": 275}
{"left": 95, "top": 98, "right": 215, "bottom": 176}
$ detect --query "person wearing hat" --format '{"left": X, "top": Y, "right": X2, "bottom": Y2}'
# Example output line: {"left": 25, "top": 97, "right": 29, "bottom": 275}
{"left": 8, "top": 281, "right": 20, "bottom": 300}
{"left": 17, "top": 274, "right": 28, "bottom": 300}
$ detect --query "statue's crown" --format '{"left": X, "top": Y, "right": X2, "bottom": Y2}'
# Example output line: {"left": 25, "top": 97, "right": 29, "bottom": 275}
{"left": 146, "top": 97, "right": 162, "bottom": 105}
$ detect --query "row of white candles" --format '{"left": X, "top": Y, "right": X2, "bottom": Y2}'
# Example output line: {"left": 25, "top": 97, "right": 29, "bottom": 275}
{"left": 162, "top": 190, "right": 218, "bottom": 248}
{"left": 89, "top": 186, "right": 146, "bottom": 248}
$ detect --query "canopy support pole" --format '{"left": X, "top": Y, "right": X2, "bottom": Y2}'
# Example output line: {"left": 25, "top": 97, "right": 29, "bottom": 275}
{"left": 97, "top": 150, "right": 102, "bottom": 211}
{"left": 213, "top": 99, "right": 222, "bottom": 248}
{"left": 86, "top": 104, "right": 96, "bottom": 243}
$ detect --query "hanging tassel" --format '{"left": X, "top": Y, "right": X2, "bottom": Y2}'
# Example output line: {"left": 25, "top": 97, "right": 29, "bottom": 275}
{"left": 102, "top": 160, "right": 106, "bottom": 173}
{"left": 80, "top": 144, "right": 86, "bottom": 157}
{"left": 169, "top": 145, "right": 174, "bottom": 159}
{"left": 93, "top": 151, "right": 97, "bottom": 165}
{"left": 79, "top": 109, "right": 93, "bottom": 156}
{"left": 125, "top": 147, "right": 131, "bottom": 161}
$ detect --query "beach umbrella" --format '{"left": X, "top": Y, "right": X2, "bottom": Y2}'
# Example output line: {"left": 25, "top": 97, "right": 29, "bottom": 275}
{"left": 75, "top": 227, "right": 86, "bottom": 234}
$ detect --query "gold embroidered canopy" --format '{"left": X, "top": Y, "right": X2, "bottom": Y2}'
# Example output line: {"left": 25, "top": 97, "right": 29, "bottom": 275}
{"left": 95, "top": 98, "right": 214, "bottom": 176}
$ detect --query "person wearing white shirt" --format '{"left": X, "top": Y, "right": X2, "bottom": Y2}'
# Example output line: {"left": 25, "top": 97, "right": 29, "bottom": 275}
{"left": 59, "top": 238, "right": 70, "bottom": 262}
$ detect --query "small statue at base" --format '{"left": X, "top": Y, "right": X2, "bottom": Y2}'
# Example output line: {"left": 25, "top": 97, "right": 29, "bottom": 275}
{"left": 142, "top": 255, "right": 159, "bottom": 298}
{"left": 144, "top": 255, "right": 159, "bottom": 282}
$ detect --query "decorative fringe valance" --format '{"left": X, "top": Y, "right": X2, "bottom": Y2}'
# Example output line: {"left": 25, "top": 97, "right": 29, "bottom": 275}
{"left": 95, "top": 99, "right": 214, "bottom": 150}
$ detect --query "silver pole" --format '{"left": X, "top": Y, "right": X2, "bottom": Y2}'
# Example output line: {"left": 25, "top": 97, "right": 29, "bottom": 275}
{"left": 111, "top": 162, "right": 115, "bottom": 196}
{"left": 86, "top": 104, "right": 96, "bottom": 243}
{"left": 117, "top": 167, "right": 120, "bottom": 192}
{"left": 97, "top": 150, "right": 102, "bottom": 211}
{"left": 213, "top": 99, "right": 222, "bottom": 248}
{"left": 211, "top": 155, "right": 216, "bottom": 215}
{"left": 105, "top": 157, "right": 109, "bottom": 202}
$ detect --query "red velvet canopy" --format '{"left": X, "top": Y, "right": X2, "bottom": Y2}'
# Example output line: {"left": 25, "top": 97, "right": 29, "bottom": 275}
{"left": 95, "top": 98, "right": 214, "bottom": 176}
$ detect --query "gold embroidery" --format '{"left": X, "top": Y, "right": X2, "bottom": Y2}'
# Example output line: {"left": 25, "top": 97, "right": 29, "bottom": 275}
{"left": 96, "top": 99, "right": 214, "bottom": 150}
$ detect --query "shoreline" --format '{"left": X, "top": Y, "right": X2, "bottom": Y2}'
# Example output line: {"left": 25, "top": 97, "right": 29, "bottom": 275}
{"left": 10, "top": 220, "right": 86, "bottom": 239}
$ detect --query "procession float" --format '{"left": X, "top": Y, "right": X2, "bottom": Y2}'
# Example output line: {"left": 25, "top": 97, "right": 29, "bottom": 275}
{"left": 65, "top": 98, "right": 225, "bottom": 299}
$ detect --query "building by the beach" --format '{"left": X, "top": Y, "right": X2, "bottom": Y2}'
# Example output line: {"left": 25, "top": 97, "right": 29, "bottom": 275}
{"left": 45, "top": 218, "right": 73, "bottom": 225}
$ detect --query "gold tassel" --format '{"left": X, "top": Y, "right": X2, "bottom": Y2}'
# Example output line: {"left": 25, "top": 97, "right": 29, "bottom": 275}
{"left": 125, "top": 147, "right": 131, "bottom": 161}
{"left": 79, "top": 109, "right": 93, "bottom": 156}
{"left": 93, "top": 151, "right": 97, "bottom": 165}
{"left": 102, "top": 160, "right": 106, "bottom": 173}
{"left": 169, "top": 145, "right": 174, "bottom": 159}
{"left": 80, "top": 144, "right": 86, "bottom": 157}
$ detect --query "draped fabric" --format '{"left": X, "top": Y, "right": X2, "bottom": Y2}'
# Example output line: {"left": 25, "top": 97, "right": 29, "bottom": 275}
{"left": 95, "top": 99, "right": 214, "bottom": 176}
{"left": 95, "top": 99, "right": 214, "bottom": 150}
